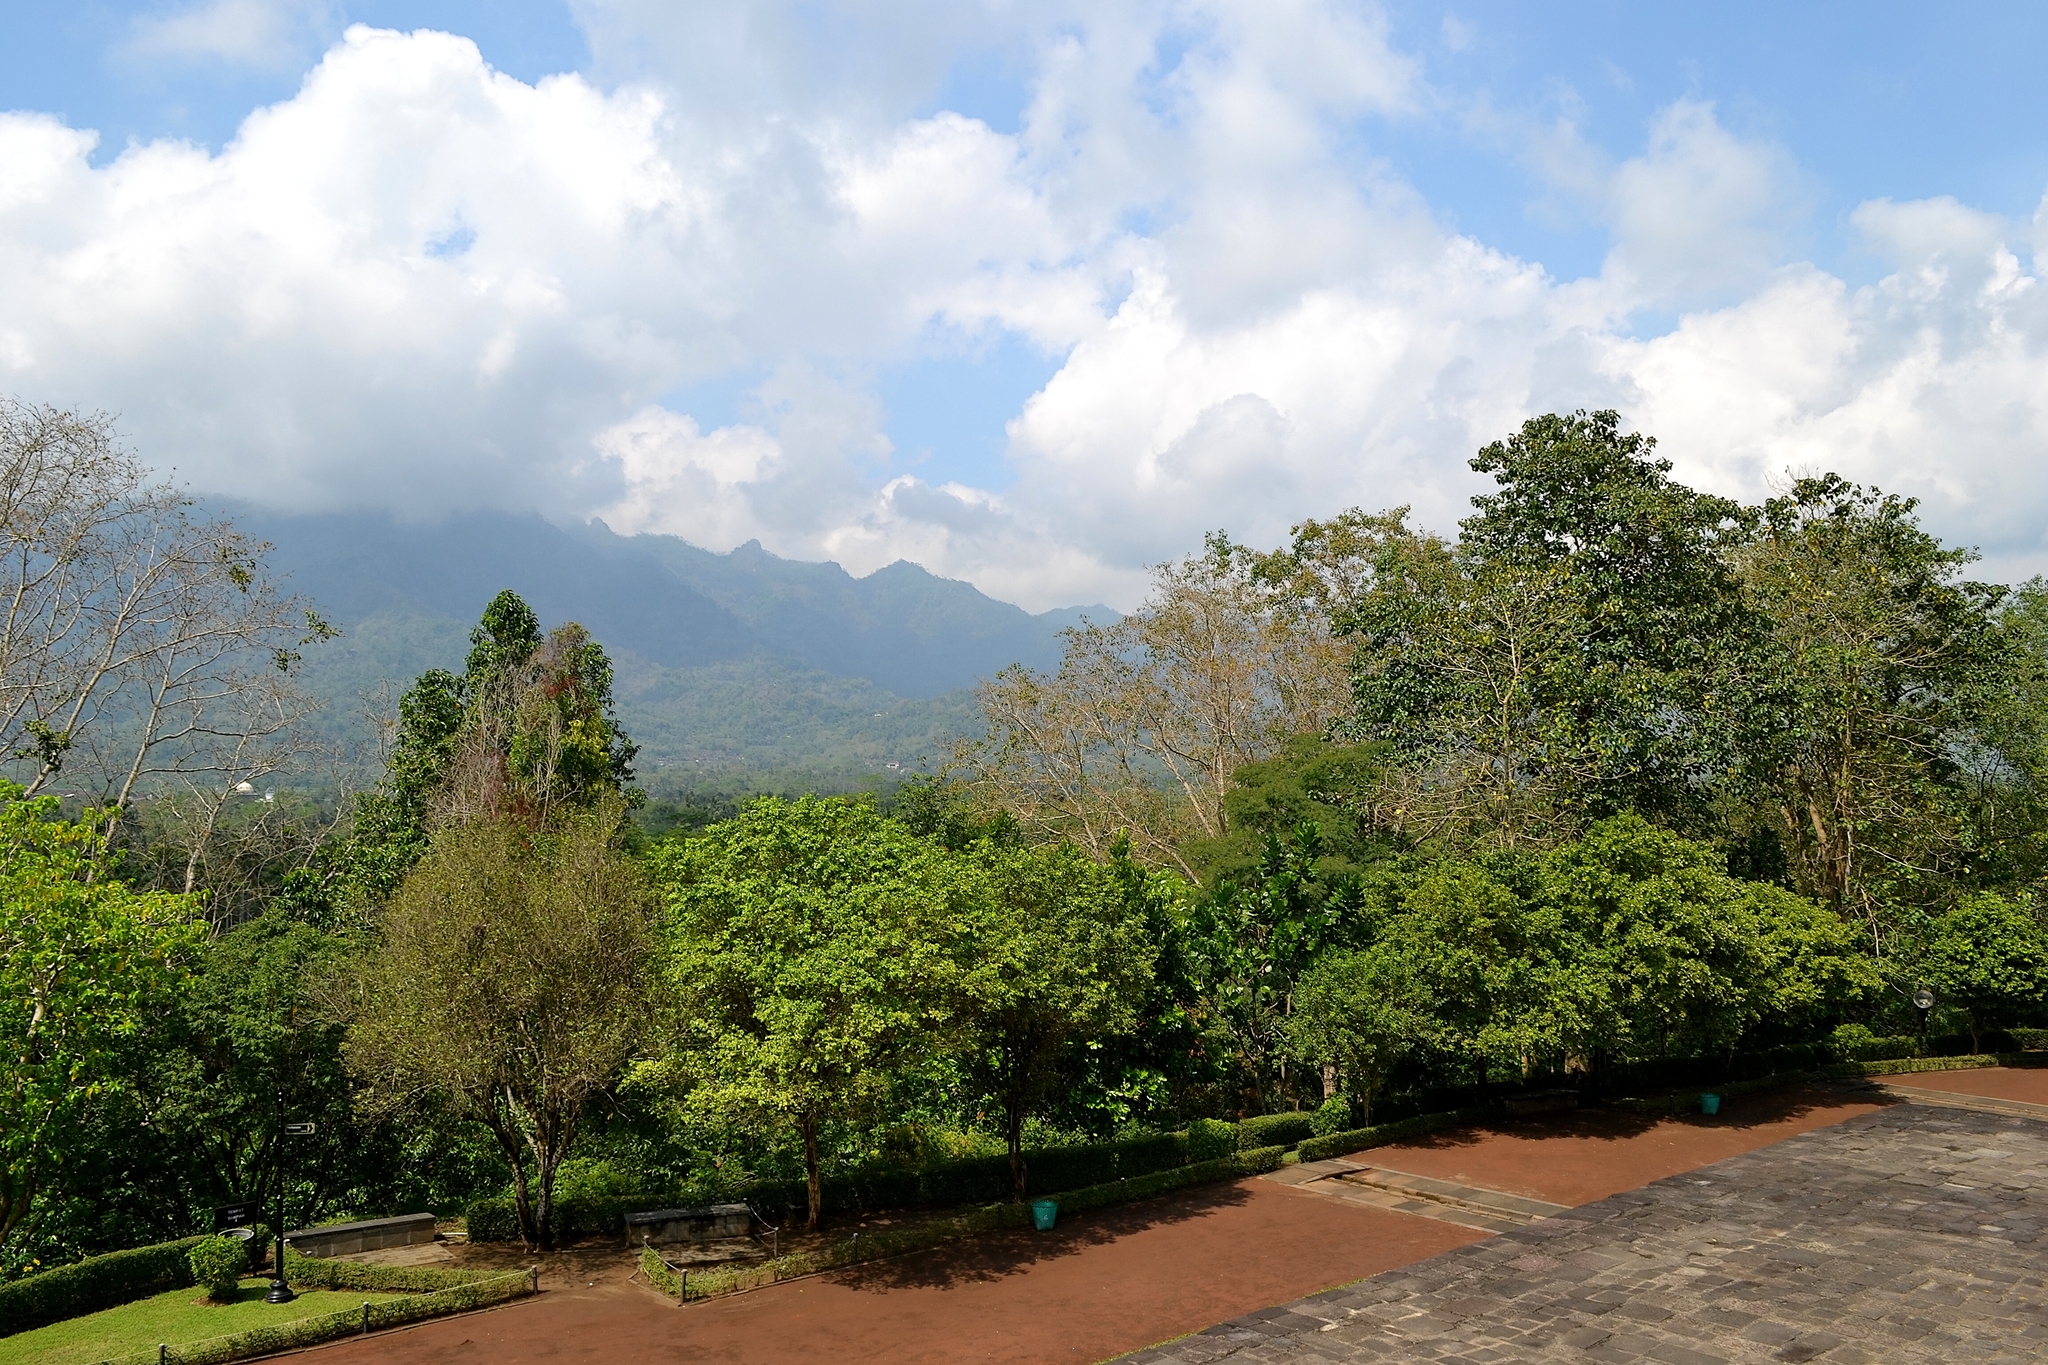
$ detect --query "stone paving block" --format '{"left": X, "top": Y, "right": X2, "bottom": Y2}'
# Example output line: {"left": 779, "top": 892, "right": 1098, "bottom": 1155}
{"left": 1110, "top": 1106, "right": 2047, "bottom": 1365}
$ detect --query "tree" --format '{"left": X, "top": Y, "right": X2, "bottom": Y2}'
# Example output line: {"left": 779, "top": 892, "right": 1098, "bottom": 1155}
{"left": 339, "top": 803, "right": 654, "bottom": 1250}
{"left": 960, "top": 533, "right": 1352, "bottom": 874}
{"left": 0, "top": 400, "right": 332, "bottom": 835}
{"left": 282, "top": 591, "right": 635, "bottom": 927}
{"left": 1733, "top": 475, "right": 2011, "bottom": 948}
{"left": 1284, "top": 947, "right": 1433, "bottom": 1123}
{"left": 651, "top": 796, "right": 962, "bottom": 1229}
{"left": 0, "top": 783, "right": 201, "bottom": 1256}
{"left": 1184, "top": 824, "right": 1354, "bottom": 1111}
{"left": 952, "top": 841, "right": 1153, "bottom": 1200}
{"left": 1921, "top": 893, "right": 2048, "bottom": 1051}
{"left": 1330, "top": 412, "right": 1753, "bottom": 851}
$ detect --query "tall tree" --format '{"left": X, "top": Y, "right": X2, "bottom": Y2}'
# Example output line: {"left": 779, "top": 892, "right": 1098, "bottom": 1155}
{"left": 340, "top": 802, "right": 654, "bottom": 1250}
{"left": 0, "top": 399, "right": 332, "bottom": 844}
{"left": 1733, "top": 475, "right": 2009, "bottom": 947}
{"left": 1336, "top": 411, "right": 1753, "bottom": 849}
{"left": 961, "top": 533, "right": 1352, "bottom": 874}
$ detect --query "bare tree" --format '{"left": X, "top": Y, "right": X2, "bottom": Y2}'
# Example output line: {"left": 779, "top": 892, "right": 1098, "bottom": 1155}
{"left": 958, "top": 534, "right": 1352, "bottom": 875}
{"left": 0, "top": 400, "right": 332, "bottom": 858}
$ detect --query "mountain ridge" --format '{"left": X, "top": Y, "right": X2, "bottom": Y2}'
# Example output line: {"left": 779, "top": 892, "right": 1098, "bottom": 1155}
{"left": 228, "top": 505, "right": 1109, "bottom": 786}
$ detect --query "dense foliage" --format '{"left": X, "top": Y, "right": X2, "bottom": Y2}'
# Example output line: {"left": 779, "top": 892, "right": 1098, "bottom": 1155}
{"left": 9, "top": 411, "right": 2048, "bottom": 1285}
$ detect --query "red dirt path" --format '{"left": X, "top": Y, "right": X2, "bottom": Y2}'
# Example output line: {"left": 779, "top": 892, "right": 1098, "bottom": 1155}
{"left": 1339, "top": 1084, "right": 1885, "bottom": 1206}
{"left": 1884, "top": 1064, "right": 2048, "bottom": 1105}
{"left": 299, "top": 1180, "right": 1481, "bottom": 1365}
{"left": 300, "top": 1087, "right": 1881, "bottom": 1365}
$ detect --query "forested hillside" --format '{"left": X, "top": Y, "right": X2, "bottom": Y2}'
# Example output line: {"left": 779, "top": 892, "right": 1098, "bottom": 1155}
{"left": 229, "top": 506, "right": 1106, "bottom": 789}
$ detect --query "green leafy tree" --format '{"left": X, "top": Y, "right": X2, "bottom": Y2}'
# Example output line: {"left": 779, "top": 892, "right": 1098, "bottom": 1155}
{"left": 1734, "top": 476, "right": 2013, "bottom": 948}
{"left": 1185, "top": 824, "right": 1352, "bottom": 1112}
{"left": 953, "top": 840, "right": 1154, "bottom": 1199}
{"left": 281, "top": 591, "right": 636, "bottom": 925}
{"left": 0, "top": 784, "right": 201, "bottom": 1256}
{"left": 650, "top": 797, "right": 963, "bottom": 1229}
{"left": 340, "top": 802, "right": 655, "bottom": 1250}
{"left": 1920, "top": 893, "right": 2048, "bottom": 1051}
{"left": 1335, "top": 411, "right": 1752, "bottom": 850}
{"left": 1283, "top": 946, "right": 1433, "bottom": 1123}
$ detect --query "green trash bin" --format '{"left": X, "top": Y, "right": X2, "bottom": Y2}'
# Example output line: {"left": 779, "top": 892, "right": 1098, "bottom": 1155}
{"left": 1031, "top": 1199, "right": 1059, "bottom": 1231}
{"left": 1700, "top": 1093, "right": 1721, "bottom": 1116}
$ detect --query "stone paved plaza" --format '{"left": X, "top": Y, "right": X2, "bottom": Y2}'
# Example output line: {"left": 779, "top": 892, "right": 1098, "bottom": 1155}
{"left": 1121, "top": 1105, "right": 2047, "bottom": 1364}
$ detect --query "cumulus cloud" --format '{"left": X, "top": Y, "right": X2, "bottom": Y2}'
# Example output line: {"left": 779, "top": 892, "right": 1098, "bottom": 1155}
{"left": 4, "top": 5, "right": 2048, "bottom": 612}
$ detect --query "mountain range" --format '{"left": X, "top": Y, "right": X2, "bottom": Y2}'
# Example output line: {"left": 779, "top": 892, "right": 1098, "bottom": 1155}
{"left": 232, "top": 507, "right": 1109, "bottom": 793}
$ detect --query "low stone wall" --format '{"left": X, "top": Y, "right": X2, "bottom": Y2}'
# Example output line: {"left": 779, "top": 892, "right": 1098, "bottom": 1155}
{"left": 285, "top": 1213, "right": 437, "bottom": 1258}
{"left": 625, "top": 1204, "right": 752, "bottom": 1246}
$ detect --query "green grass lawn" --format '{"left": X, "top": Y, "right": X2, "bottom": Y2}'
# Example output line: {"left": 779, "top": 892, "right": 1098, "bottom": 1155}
{"left": 0, "top": 1280, "right": 411, "bottom": 1365}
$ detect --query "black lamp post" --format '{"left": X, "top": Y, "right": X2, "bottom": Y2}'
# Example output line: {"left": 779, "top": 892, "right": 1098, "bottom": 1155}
{"left": 1912, "top": 986, "right": 1936, "bottom": 1038}
{"left": 266, "top": 1110, "right": 316, "bottom": 1305}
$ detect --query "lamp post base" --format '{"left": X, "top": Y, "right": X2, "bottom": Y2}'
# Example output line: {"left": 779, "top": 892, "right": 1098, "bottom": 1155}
{"left": 264, "top": 1278, "right": 296, "bottom": 1305}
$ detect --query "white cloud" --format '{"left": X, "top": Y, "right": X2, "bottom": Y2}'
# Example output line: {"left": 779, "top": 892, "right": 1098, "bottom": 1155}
{"left": 4, "top": 6, "right": 2048, "bottom": 615}
{"left": 125, "top": 0, "right": 333, "bottom": 70}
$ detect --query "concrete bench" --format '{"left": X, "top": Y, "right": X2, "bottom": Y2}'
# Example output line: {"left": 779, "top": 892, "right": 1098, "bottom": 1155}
{"left": 285, "top": 1213, "right": 437, "bottom": 1258}
{"left": 1502, "top": 1088, "right": 1580, "bottom": 1118}
{"left": 625, "top": 1204, "right": 752, "bottom": 1246}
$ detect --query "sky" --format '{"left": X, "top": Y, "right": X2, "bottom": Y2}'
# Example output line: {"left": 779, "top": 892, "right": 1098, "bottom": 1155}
{"left": 5, "top": 2, "right": 2048, "bottom": 610}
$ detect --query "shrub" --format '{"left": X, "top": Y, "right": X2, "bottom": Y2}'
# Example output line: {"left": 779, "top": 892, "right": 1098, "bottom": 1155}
{"left": 1185, "top": 1118, "right": 1237, "bottom": 1161}
{"left": 1309, "top": 1096, "right": 1352, "bottom": 1136}
{"left": 463, "top": 1194, "right": 520, "bottom": 1243}
{"left": 1830, "top": 1023, "right": 1921, "bottom": 1062}
{"left": 0, "top": 1235, "right": 212, "bottom": 1337}
{"left": 1237, "top": 1112, "right": 1315, "bottom": 1150}
{"left": 187, "top": 1237, "right": 248, "bottom": 1303}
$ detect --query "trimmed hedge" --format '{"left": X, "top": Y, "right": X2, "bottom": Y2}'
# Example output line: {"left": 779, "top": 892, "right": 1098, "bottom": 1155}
{"left": 469, "top": 1131, "right": 1199, "bottom": 1242}
{"left": 89, "top": 1268, "right": 536, "bottom": 1365}
{"left": 1296, "top": 1108, "right": 1484, "bottom": 1163}
{"left": 666, "top": 1145, "right": 1287, "bottom": 1303}
{"left": 1236, "top": 1113, "right": 1316, "bottom": 1150}
{"left": 0, "top": 1235, "right": 212, "bottom": 1337}
{"left": 280, "top": 1244, "right": 499, "bottom": 1293}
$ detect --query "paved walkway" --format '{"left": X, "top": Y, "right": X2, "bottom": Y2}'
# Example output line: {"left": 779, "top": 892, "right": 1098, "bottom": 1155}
{"left": 1266, "top": 1157, "right": 1569, "bottom": 1233}
{"left": 1881, "top": 1066, "right": 2048, "bottom": 1121}
{"left": 1118, "top": 1104, "right": 2048, "bottom": 1365}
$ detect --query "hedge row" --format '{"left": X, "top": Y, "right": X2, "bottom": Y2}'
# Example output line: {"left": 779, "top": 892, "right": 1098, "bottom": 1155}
{"left": 470, "top": 1131, "right": 1197, "bottom": 1242}
{"left": 280, "top": 1244, "right": 505, "bottom": 1293}
{"left": 660, "top": 1145, "right": 1287, "bottom": 1303}
{"left": 0, "top": 1235, "right": 214, "bottom": 1337}
{"left": 1236, "top": 1113, "right": 1317, "bottom": 1150}
{"left": 1295, "top": 1108, "right": 1485, "bottom": 1163}
{"left": 89, "top": 1269, "right": 536, "bottom": 1365}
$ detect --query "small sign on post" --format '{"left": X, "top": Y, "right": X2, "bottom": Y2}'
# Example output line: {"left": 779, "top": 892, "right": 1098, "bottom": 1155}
{"left": 214, "top": 1200, "right": 259, "bottom": 1232}
{"left": 284, "top": 1122, "right": 318, "bottom": 1137}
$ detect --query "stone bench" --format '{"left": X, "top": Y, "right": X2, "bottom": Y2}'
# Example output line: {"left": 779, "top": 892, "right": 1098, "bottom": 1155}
{"left": 625, "top": 1204, "right": 752, "bottom": 1246}
{"left": 1502, "top": 1088, "right": 1580, "bottom": 1118}
{"left": 285, "top": 1213, "right": 437, "bottom": 1258}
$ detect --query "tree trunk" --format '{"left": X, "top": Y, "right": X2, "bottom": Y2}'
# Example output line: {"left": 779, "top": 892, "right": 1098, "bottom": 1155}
{"left": 484, "top": 1104, "right": 538, "bottom": 1252}
{"left": 1006, "top": 1094, "right": 1028, "bottom": 1204}
{"left": 800, "top": 1113, "right": 822, "bottom": 1232}
{"left": 1320, "top": 1063, "right": 1338, "bottom": 1099}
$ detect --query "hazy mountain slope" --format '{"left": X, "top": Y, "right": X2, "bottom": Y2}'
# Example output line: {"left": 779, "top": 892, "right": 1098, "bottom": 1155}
{"left": 230, "top": 506, "right": 1104, "bottom": 786}
{"left": 237, "top": 507, "right": 757, "bottom": 670}
{"left": 571, "top": 521, "right": 1106, "bottom": 698}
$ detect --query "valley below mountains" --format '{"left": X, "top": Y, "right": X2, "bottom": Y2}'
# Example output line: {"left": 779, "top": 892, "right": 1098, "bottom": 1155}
{"left": 235, "top": 506, "right": 1109, "bottom": 795}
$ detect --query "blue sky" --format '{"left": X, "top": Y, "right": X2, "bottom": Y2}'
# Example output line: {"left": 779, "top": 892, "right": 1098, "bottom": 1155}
{"left": 3, "top": 2, "right": 2047, "bottom": 608}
